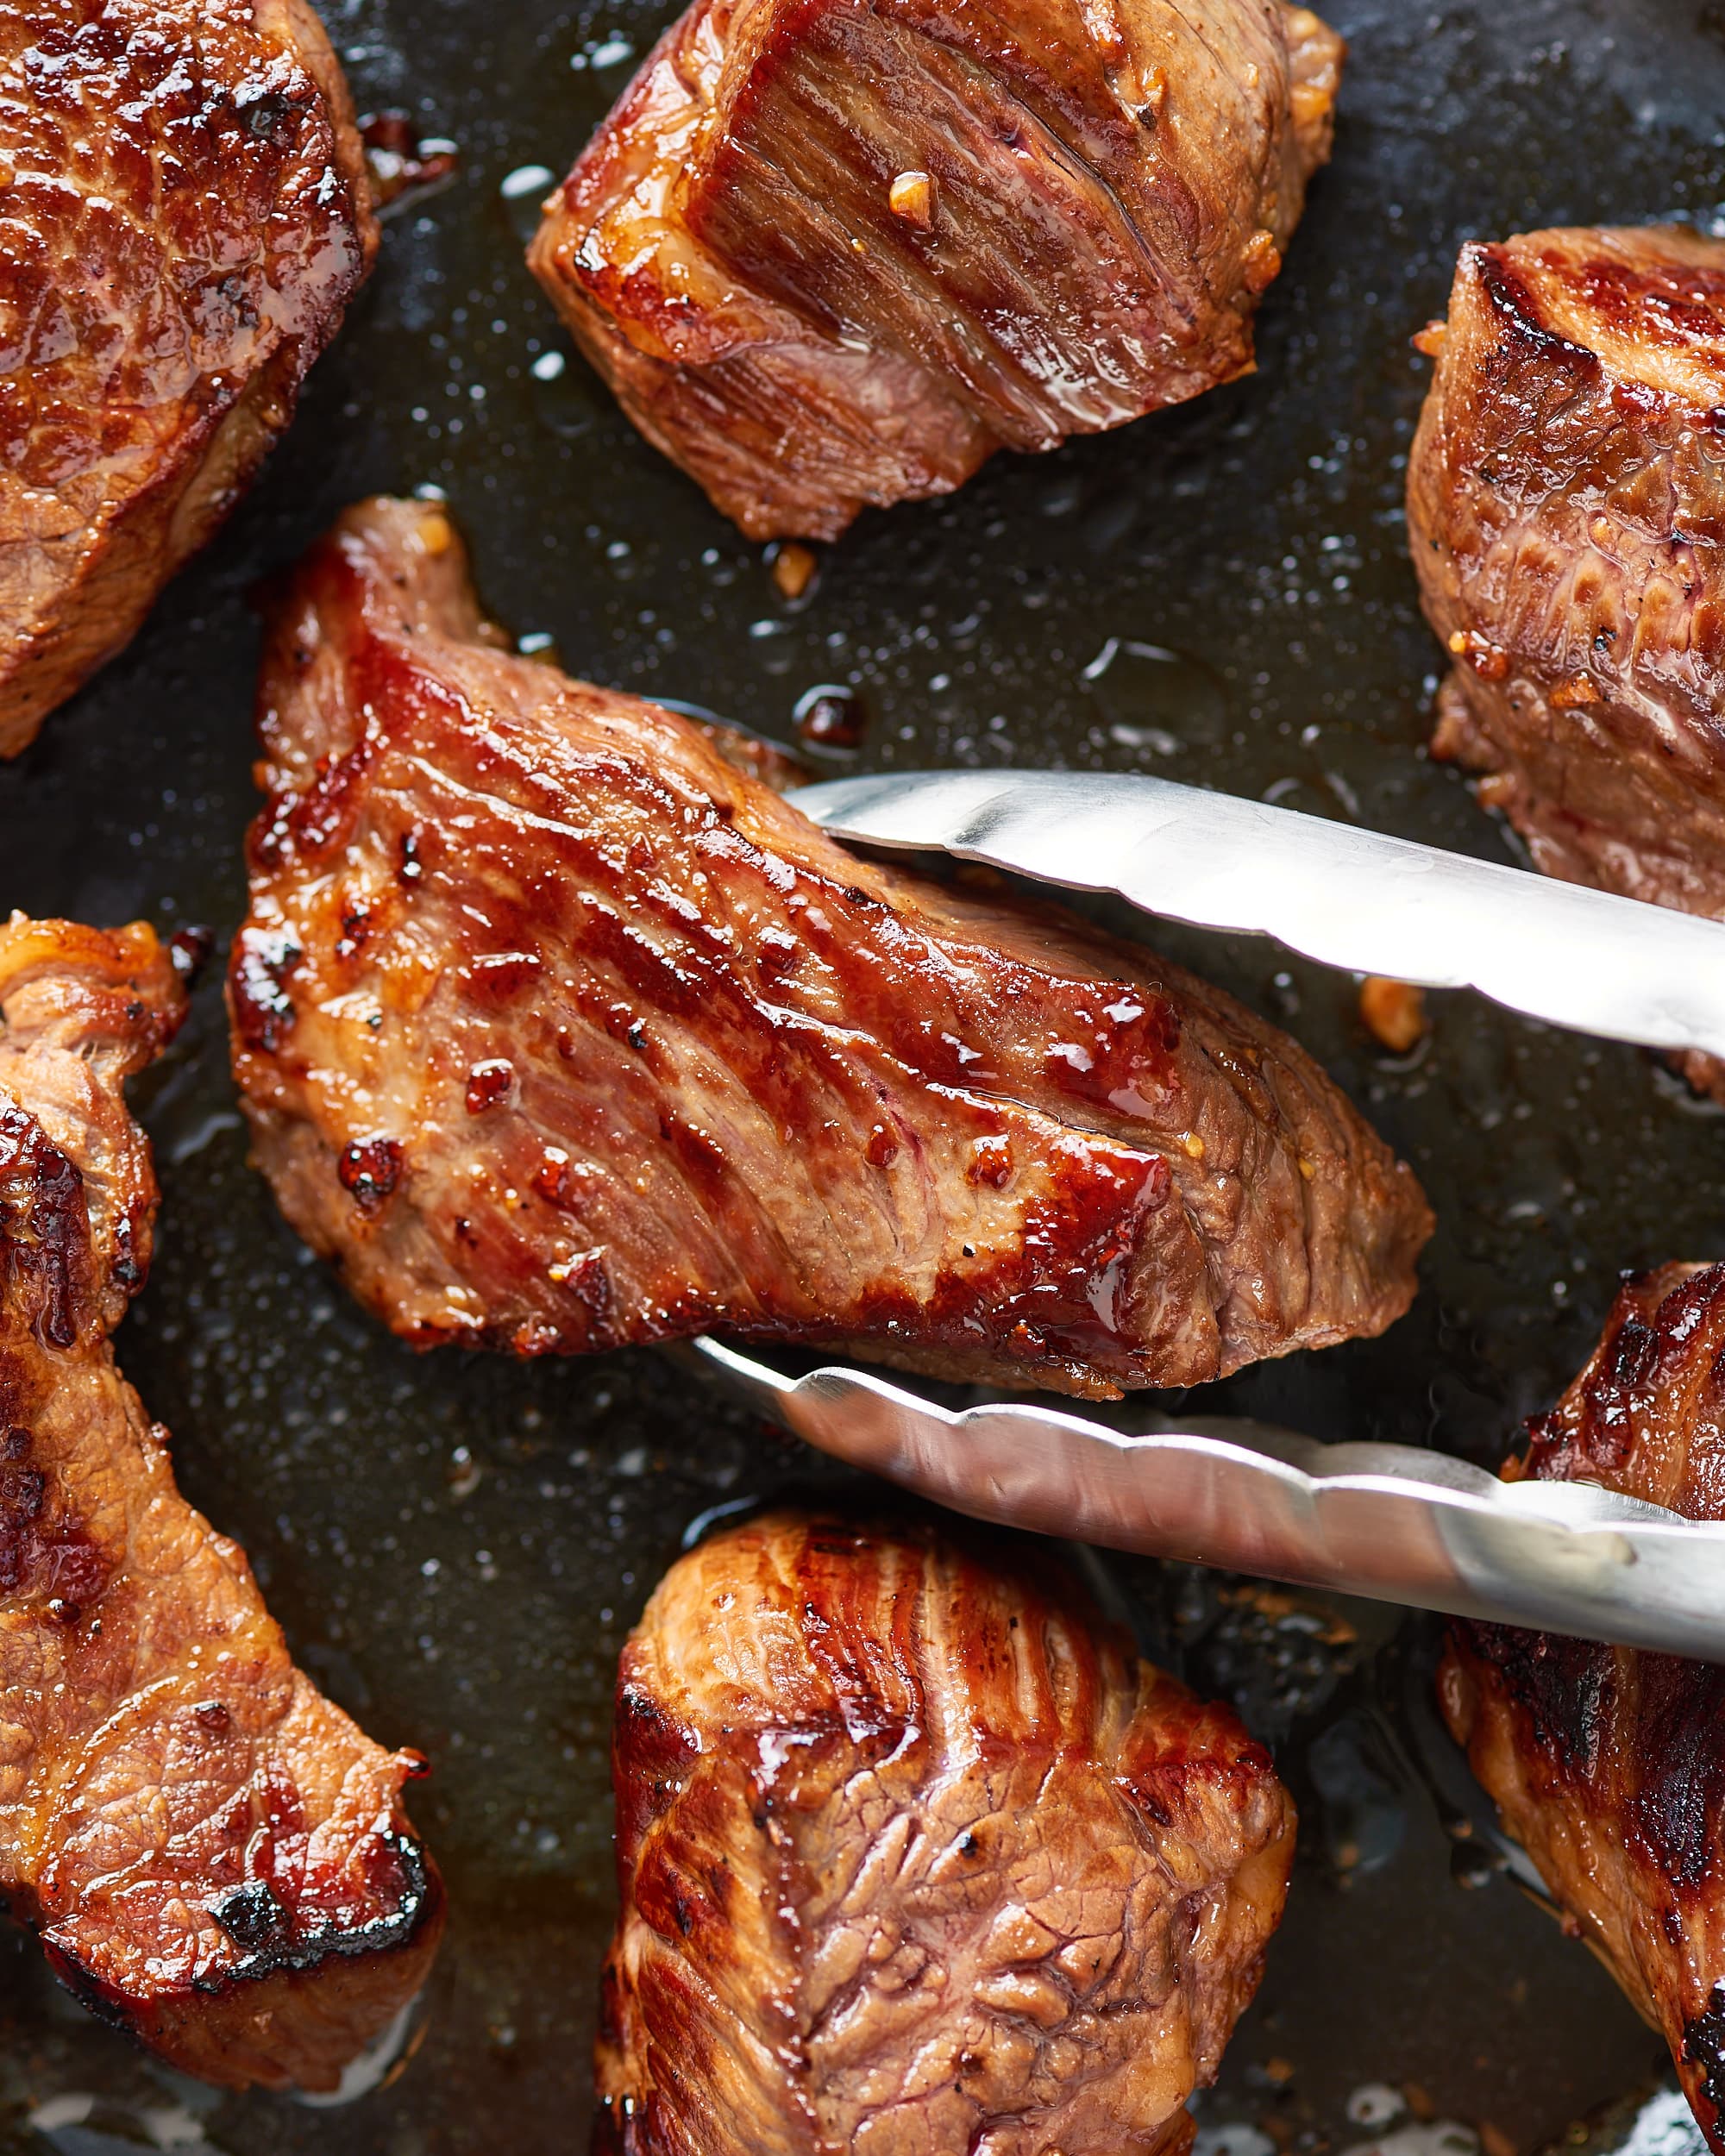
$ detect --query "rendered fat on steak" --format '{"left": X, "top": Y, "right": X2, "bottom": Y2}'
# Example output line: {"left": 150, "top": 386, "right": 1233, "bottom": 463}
{"left": 229, "top": 498, "right": 1431, "bottom": 1399}
{"left": 0, "top": 0, "right": 377, "bottom": 755}
{"left": 0, "top": 915, "right": 441, "bottom": 2089}
{"left": 528, "top": 0, "right": 1343, "bottom": 539}
{"left": 1407, "top": 226, "right": 1725, "bottom": 1089}
{"left": 1440, "top": 1261, "right": 1725, "bottom": 2153}
{"left": 596, "top": 1510, "right": 1296, "bottom": 2155}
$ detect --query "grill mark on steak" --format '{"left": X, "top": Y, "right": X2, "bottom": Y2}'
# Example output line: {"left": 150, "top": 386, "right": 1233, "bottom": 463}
{"left": 1408, "top": 224, "right": 1725, "bottom": 1099}
{"left": 228, "top": 497, "right": 1430, "bottom": 1398}
{"left": 528, "top": 0, "right": 1343, "bottom": 539}
{"left": 1469, "top": 245, "right": 1603, "bottom": 379}
{"left": 0, "top": 914, "right": 442, "bottom": 2092}
{"left": 596, "top": 1511, "right": 1296, "bottom": 2155}
{"left": 1440, "top": 1261, "right": 1725, "bottom": 2153}
{"left": 0, "top": 0, "right": 377, "bottom": 755}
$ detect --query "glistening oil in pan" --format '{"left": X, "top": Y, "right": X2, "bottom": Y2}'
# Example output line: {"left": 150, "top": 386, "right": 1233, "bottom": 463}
{"left": 0, "top": 0, "right": 1716, "bottom": 2147}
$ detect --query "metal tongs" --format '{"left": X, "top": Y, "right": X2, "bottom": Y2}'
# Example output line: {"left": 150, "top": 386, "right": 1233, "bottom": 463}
{"left": 688, "top": 769, "right": 1725, "bottom": 1661}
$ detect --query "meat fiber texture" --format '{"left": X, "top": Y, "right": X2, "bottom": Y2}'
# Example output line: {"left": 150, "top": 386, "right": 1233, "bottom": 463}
{"left": 1440, "top": 1261, "right": 1725, "bottom": 2154}
{"left": 229, "top": 497, "right": 1431, "bottom": 1400}
{"left": 529, "top": 0, "right": 1342, "bottom": 538}
{"left": 0, "top": 0, "right": 376, "bottom": 755}
{"left": 595, "top": 1510, "right": 1297, "bottom": 2156}
{"left": 1407, "top": 225, "right": 1725, "bottom": 1097}
{"left": 0, "top": 914, "right": 441, "bottom": 2090}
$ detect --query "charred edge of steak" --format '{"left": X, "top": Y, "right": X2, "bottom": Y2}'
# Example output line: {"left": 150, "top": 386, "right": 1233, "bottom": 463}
{"left": 1468, "top": 242, "right": 1603, "bottom": 379}
{"left": 202, "top": 1827, "right": 442, "bottom": 1986}
{"left": 1520, "top": 1261, "right": 1724, "bottom": 1497}
{"left": 1450, "top": 1620, "right": 1615, "bottom": 1783}
{"left": 46, "top": 1827, "right": 442, "bottom": 2029}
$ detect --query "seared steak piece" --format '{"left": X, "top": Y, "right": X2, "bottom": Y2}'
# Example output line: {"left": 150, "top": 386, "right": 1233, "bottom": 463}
{"left": 1407, "top": 227, "right": 1725, "bottom": 1087}
{"left": 0, "top": 0, "right": 377, "bottom": 755}
{"left": 1440, "top": 1261, "right": 1725, "bottom": 2153}
{"left": 0, "top": 915, "right": 441, "bottom": 2090}
{"left": 528, "top": 0, "right": 1342, "bottom": 540}
{"left": 229, "top": 498, "right": 1430, "bottom": 1399}
{"left": 597, "top": 1510, "right": 1296, "bottom": 2156}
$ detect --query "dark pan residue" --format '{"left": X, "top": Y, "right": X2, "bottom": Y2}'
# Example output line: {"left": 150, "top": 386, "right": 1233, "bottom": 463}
{"left": 0, "top": 0, "right": 1717, "bottom": 2147}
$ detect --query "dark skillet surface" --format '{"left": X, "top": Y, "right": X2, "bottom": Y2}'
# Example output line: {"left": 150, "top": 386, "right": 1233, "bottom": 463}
{"left": 1, "top": 1, "right": 1721, "bottom": 2147}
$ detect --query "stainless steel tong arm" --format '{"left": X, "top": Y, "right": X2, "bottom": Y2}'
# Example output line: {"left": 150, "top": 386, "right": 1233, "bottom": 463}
{"left": 691, "top": 1341, "right": 1725, "bottom": 1661}
{"left": 794, "top": 768, "right": 1725, "bottom": 1060}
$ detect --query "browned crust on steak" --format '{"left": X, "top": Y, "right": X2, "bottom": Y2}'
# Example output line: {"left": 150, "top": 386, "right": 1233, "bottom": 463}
{"left": 1440, "top": 1262, "right": 1725, "bottom": 2153}
{"left": 0, "top": 0, "right": 378, "bottom": 755}
{"left": 596, "top": 1510, "right": 1296, "bottom": 2154}
{"left": 1408, "top": 225, "right": 1725, "bottom": 1088}
{"left": 227, "top": 496, "right": 1429, "bottom": 1398}
{"left": 0, "top": 915, "right": 442, "bottom": 2091}
{"left": 529, "top": 0, "right": 1342, "bottom": 539}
